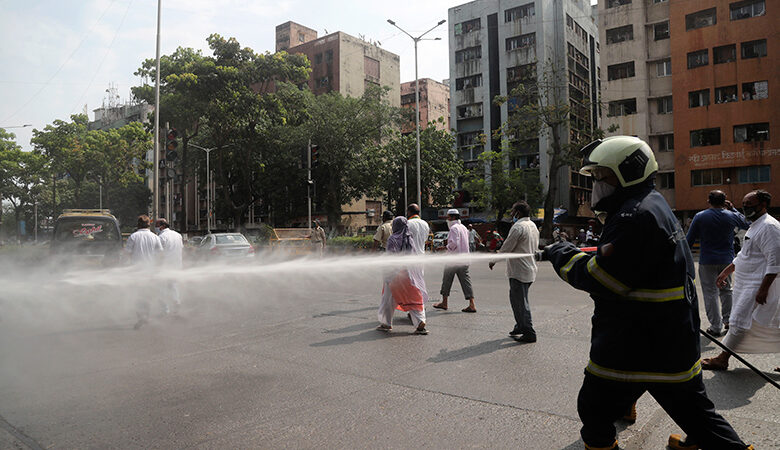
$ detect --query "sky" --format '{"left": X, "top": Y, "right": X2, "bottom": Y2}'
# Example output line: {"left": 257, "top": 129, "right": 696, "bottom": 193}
{"left": 0, "top": 0, "right": 598, "bottom": 150}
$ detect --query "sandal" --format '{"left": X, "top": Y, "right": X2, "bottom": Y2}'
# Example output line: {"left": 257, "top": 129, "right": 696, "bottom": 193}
{"left": 701, "top": 357, "right": 728, "bottom": 371}
{"left": 461, "top": 307, "right": 477, "bottom": 313}
{"left": 433, "top": 303, "right": 447, "bottom": 310}
{"left": 376, "top": 324, "right": 392, "bottom": 332}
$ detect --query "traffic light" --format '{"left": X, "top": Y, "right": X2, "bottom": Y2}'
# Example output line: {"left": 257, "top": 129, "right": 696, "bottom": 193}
{"left": 311, "top": 144, "right": 319, "bottom": 169}
{"left": 165, "top": 129, "right": 178, "bottom": 161}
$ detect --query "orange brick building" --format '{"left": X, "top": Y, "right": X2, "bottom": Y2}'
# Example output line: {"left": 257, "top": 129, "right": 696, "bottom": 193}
{"left": 670, "top": 0, "right": 778, "bottom": 215}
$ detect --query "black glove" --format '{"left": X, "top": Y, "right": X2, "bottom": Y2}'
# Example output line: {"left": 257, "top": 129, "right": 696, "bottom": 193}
{"left": 534, "top": 244, "right": 556, "bottom": 261}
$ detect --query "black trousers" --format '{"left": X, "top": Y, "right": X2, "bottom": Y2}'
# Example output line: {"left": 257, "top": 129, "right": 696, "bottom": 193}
{"left": 578, "top": 372, "right": 746, "bottom": 449}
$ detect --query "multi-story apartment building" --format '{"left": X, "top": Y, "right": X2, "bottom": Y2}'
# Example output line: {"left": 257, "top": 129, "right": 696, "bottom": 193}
{"left": 276, "top": 21, "right": 401, "bottom": 231}
{"left": 598, "top": 0, "right": 675, "bottom": 208}
{"left": 670, "top": 0, "right": 777, "bottom": 217}
{"left": 449, "top": 0, "right": 600, "bottom": 216}
{"left": 400, "top": 78, "right": 450, "bottom": 133}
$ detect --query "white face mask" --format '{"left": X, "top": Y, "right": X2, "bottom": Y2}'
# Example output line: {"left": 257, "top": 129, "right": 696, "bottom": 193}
{"left": 591, "top": 180, "right": 616, "bottom": 207}
{"left": 447, "top": 220, "right": 457, "bottom": 229}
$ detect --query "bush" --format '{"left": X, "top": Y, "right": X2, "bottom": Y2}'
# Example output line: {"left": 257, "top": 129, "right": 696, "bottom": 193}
{"left": 328, "top": 236, "right": 373, "bottom": 250}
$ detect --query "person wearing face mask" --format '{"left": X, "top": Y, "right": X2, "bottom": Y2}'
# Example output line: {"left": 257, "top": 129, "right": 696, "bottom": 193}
{"left": 701, "top": 190, "right": 780, "bottom": 372}
{"left": 433, "top": 209, "right": 477, "bottom": 313}
{"left": 539, "top": 136, "right": 750, "bottom": 450}
{"left": 685, "top": 190, "right": 750, "bottom": 336}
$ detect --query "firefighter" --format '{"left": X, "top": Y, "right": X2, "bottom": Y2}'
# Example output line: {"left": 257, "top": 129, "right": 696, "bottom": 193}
{"left": 539, "top": 136, "right": 751, "bottom": 450}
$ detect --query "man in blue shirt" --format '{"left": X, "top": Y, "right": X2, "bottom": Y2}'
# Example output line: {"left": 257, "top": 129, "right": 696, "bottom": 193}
{"left": 686, "top": 190, "right": 749, "bottom": 336}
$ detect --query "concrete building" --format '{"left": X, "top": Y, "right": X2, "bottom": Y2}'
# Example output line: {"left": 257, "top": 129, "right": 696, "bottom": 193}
{"left": 277, "top": 22, "right": 401, "bottom": 232}
{"left": 669, "top": 0, "right": 777, "bottom": 216}
{"left": 448, "top": 0, "right": 600, "bottom": 216}
{"left": 598, "top": 0, "right": 675, "bottom": 208}
{"left": 400, "top": 78, "right": 450, "bottom": 133}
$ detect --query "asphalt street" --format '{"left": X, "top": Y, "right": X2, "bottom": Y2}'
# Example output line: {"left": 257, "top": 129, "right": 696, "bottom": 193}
{"left": 0, "top": 256, "right": 778, "bottom": 449}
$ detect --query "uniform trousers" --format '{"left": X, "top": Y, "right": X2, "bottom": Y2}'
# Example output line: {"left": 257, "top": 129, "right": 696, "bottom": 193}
{"left": 578, "top": 372, "right": 745, "bottom": 449}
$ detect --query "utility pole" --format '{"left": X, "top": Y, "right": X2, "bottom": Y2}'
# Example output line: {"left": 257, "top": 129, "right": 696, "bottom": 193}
{"left": 307, "top": 139, "right": 312, "bottom": 231}
{"left": 152, "top": 0, "right": 162, "bottom": 220}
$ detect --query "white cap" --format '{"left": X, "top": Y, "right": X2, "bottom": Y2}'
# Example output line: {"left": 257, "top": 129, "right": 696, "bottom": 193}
{"left": 446, "top": 208, "right": 459, "bottom": 216}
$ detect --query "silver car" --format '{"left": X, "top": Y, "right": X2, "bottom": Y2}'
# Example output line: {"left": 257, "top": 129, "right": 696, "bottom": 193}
{"left": 197, "top": 233, "right": 255, "bottom": 260}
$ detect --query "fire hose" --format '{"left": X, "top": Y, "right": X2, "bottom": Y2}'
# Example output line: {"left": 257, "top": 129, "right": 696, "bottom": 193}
{"left": 699, "top": 328, "right": 780, "bottom": 390}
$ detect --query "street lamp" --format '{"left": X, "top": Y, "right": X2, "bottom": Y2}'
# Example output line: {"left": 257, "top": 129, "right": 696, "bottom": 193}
{"left": 387, "top": 18, "right": 446, "bottom": 208}
{"left": 0, "top": 124, "right": 32, "bottom": 129}
{"left": 189, "top": 143, "right": 231, "bottom": 233}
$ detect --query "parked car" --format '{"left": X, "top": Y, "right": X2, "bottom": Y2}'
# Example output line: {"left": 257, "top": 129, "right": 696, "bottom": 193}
{"left": 432, "top": 231, "right": 449, "bottom": 252}
{"left": 195, "top": 232, "right": 255, "bottom": 260}
{"left": 50, "top": 209, "right": 123, "bottom": 266}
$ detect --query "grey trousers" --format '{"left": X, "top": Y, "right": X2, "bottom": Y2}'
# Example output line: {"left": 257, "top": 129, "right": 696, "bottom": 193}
{"left": 440, "top": 265, "right": 474, "bottom": 299}
{"left": 699, "top": 263, "right": 732, "bottom": 332}
{"left": 510, "top": 279, "right": 535, "bottom": 336}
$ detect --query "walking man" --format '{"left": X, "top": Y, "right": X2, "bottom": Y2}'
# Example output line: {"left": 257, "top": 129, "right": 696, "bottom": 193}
{"left": 433, "top": 209, "right": 477, "bottom": 313}
{"left": 542, "top": 136, "right": 749, "bottom": 450}
{"left": 372, "top": 210, "right": 394, "bottom": 251}
{"left": 156, "top": 218, "right": 183, "bottom": 315}
{"left": 467, "top": 224, "right": 481, "bottom": 252}
{"left": 310, "top": 220, "right": 326, "bottom": 256}
{"left": 686, "top": 190, "right": 749, "bottom": 335}
{"left": 702, "top": 190, "right": 780, "bottom": 371}
{"left": 489, "top": 201, "right": 539, "bottom": 342}
{"left": 125, "top": 215, "right": 162, "bottom": 329}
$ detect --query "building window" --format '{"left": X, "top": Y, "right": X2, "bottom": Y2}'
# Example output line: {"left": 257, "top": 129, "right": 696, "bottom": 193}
{"left": 686, "top": 8, "right": 717, "bottom": 30}
{"left": 653, "top": 0, "right": 668, "bottom": 3}
{"left": 325, "top": 50, "right": 333, "bottom": 62}
{"left": 730, "top": 0, "right": 766, "bottom": 20}
{"left": 658, "top": 134, "right": 674, "bottom": 152}
{"left": 657, "top": 96, "right": 673, "bottom": 114}
{"left": 314, "top": 53, "right": 323, "bottom": 64}
{"left": 458, "top": 131, "right": 482, "bottom": 147}
{"left": 734, "top": 123, "right": 769, "bottom": 142}
{"left": 457, "top": 103, "right": 483, "bottom": 119}
{"left": 607, "top": 62, "right": 635, "bottom": 81}
{"left": 607, "top": 0, "right": 631, "bottom": 8}
{"left": 606, "top": 25, "right": 633, "bottom": 44}
{"left": 715, "top": 85, "right": 738, "bottom": 103}
{"left": 654, "top": 22, "right": 670, "bottom": 40}
{"left": 742, "top": 80, "right": 768, "bottom": 100}
{"left": 507, "top": 63, "right": 536, "bottom": 82}
{"left": 608, "top": 98, "right": 637, "bottom": 116}
{"left": 713, "top": 44, "right": 737, "bottom": 64}
{"left": 364, "top": 56, "right": 380, "bottom": 81}
{"left": 741, "top": 39, "right": 767, "bottom": 59}
{"left": 454, "top": 18, "right": 481, "bottom": 36}
{"left": 688, "top": 89, "right": 710, "bottom": 108}
{"left": 316, "top": 76, "right": 329, "bottom": 88}
{"left": 658, "top": 172, "right": 675, "bottom": 189}
{"left": 566, "top": 14, "right": 574, "bottom": 29}
{"left": 656, "top": 59, "right": 672, "bottom": 77}
{"left": 506, "top": 33, "right": 535, "bottom": 51}
{"left": 455, "top": 46, "right": 482, "bottom": 63}
{"left": 690, "top": 128, "right": 721, "bottom": 147}
{"left": 737, "top": 165, "right": 770, "bottom": 183}
{"left": 455, "top": 74, "right": 482, "bottom": 90}
{"left": 687, "top": 49, "right": 709, "bottom": 68}
{"left": 297, "top": 32, "right": 306, "bottom": 44}
{"left": 401, "top": 93, "right": 416, "bottom": 105}
{"left": 505, "top": 3, "right": 535, "bottom": 22}
{"left": 691, "top": 168, "right": 725, "bottom": 186}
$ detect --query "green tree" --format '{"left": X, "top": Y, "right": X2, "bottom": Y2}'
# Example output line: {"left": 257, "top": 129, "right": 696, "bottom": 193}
{"left": 306, "top": 85, "right": 400, "bottom": 228}
{"left": 0, "top": 140, "right": 47, "bottom": 240}
{"left": 379, "top": 118, "right": 462, "bottom": 212}
{"left": 494, "top": 61, "right": 614, "bottom": 237}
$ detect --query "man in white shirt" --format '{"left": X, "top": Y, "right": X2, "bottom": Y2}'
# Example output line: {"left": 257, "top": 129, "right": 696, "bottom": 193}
{"left": 406, "top": 204, "right": 429, "bottom": 255}
{"left": 490, "top": 201, "right": 539, "bottom": 342}
{"left": 124, "top": 215, "right": 162, "bottom": 329}
{"left": 433, "top": 209, "right": 477, "bottom": 313}
{"left": 468, "top": 224, "right": 481, "bottom": 252}
{"left": 703, "top": 190, "right": 780, "bottom": 371}
{"left": 156, "top": 218, "right": 183, "bottom": 314}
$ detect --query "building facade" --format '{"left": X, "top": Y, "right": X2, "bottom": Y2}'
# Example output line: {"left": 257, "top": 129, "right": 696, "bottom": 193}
{"left": 448, "top": 0, "right": 600, "bottom": 216}
{"left": 598, "top": 0, "right": 675, "bottom": 208}
{"left": 670, "top": 0, "right": 777, "bottom": 216}
{"left": 400, "top": 78, "right": 451, "bottom": 133}
{"left": 278, "top": 22, "right": 402, "bottom": 231}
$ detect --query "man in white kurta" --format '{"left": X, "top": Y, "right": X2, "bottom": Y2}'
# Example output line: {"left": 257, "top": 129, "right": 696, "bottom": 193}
{"left": 125, "top": 215, "right": 163, "bottom": 329}
{"left": 405, "top": 203, "right": 430, "bottom": 305}
{"left": 156, "top": 218, "right": 183, "bottom": 314}
{"left": 702, "top": 190, "right": 780, "bottom": 370}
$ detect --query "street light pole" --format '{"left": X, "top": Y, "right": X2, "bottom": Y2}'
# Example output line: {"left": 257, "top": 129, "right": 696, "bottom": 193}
{"left": 152, "top": 0, "right": 162, "bottom": 221}
{"left": 387, "top": 18, "right": 446, "bottom": 209}
{"left": 189, "top": 143, "right": 232, "bottom": 233}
